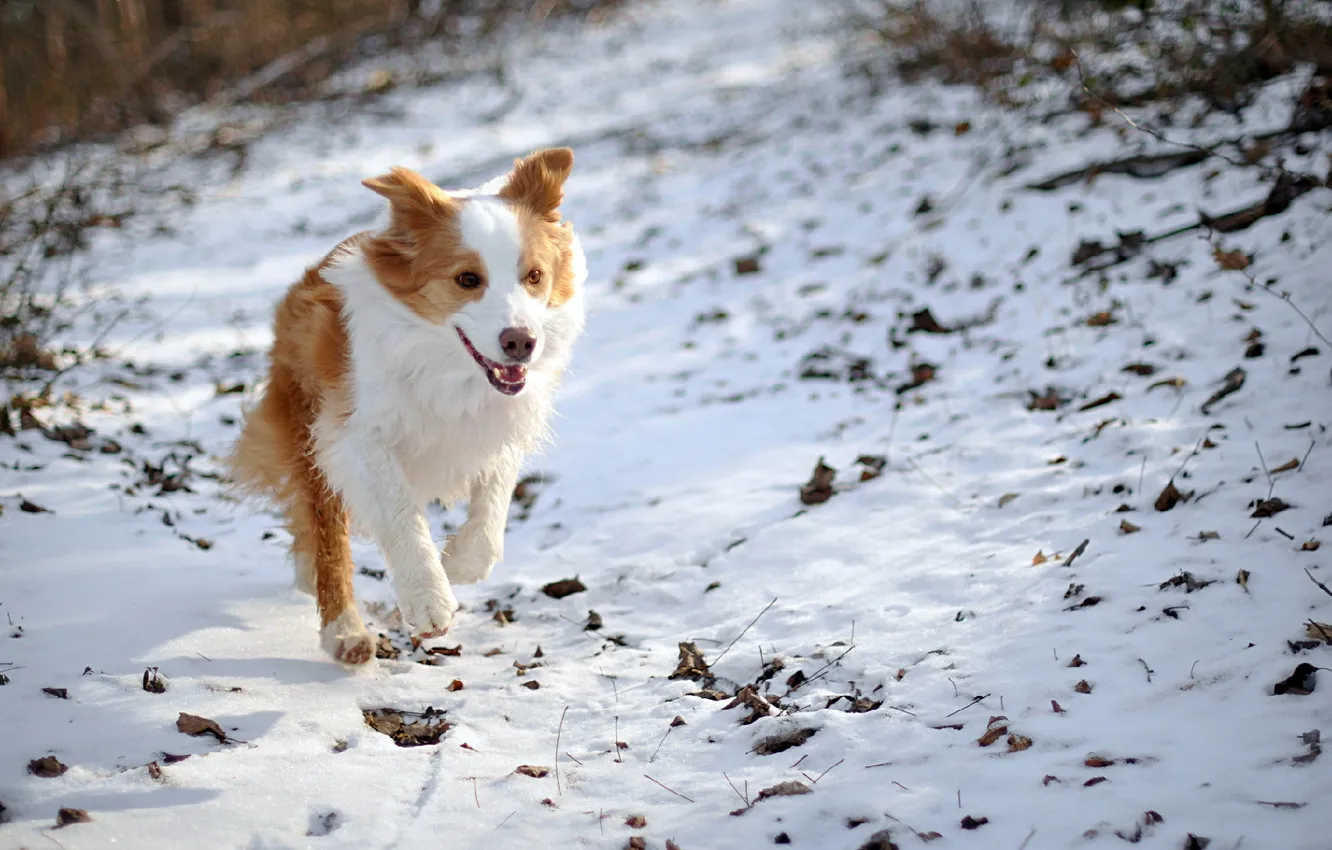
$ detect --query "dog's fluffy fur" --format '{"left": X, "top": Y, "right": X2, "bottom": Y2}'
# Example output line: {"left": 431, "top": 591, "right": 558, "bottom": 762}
{"left": 230, "top": 148, "right": 586, "bottom": 664}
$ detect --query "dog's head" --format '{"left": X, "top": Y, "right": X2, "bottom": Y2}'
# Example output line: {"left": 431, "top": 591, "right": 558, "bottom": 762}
{"left": 360, "top": 148, "right": 585, "bottom": 397}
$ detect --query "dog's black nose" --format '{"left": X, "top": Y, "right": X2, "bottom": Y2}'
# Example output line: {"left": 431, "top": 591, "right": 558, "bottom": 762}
{"left": 499, "top": 327, "right": 536, "bottom": 363}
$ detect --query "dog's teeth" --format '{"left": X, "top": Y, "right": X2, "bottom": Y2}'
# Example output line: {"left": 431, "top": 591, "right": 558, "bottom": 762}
{"left": 492, "top": 367, "right": 503, "bottom": 380}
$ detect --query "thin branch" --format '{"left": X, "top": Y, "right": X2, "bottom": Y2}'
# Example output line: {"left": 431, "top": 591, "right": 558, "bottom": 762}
{"left": 555, "top": 706, "right": 568, "bottom": 796}
{"left": 1305, "top": 568, "right": 1332, "bottom": 599}
{"left": 724, "top": 773, "right": 751, "bottom": 807}
{"left": 945, "top": 693, "right": 991, "bottom": 718}
{"left": 711, "top": 597, "right": 778, "bottom": 666}
{"left": 1299, "top": 440, "right": 1315, "bottom": 472}
{"left": 1255, "top": 441, "right": 1275, "bottom": 499}
{"left": 644, "top": 774, "right": 695, "bottom": 803}
{"left": 811, "top": 758, "right": 845, "bottom": 784}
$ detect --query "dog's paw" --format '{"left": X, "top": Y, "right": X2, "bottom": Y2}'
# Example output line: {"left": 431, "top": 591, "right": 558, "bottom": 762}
{"left": 441, "top": 534, "right": 498, "bottom": 586}
{"left": 320, "top": 609, "right": 374, "bottom": 666}
{"left": 396, "top": 583, "right": 459, "bottom": 638}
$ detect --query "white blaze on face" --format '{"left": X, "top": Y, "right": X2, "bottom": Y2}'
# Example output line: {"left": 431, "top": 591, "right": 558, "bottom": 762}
{"left": 456, "top": 198, "right": 545, "bottom": 363}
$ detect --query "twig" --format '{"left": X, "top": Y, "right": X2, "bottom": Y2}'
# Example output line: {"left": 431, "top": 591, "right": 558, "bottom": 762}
{"left": 613, "top": 716, "right": 622, "bottom": 763}
{"left": 888, "top": 705, "right": 917, "bottom": 717}
{"left": 892, "top": 780, "right": 910, "bottom": 790}
{"left": 1018, "top": 828, "right": 1037, "bottom": 850}
{"left": 711, "top": 597, "right": 778, "bottom": 666}
{"left": 644, "top": 774, "right": 695, "bottom": 803}
{"left": 947, "top": 677, "right": 959, "bottom": 697}
{"left": 724, "top": 773, "right": 751, "bottom": 807}
{"left": 957, "top": 789, "right": 962, "bottom": 809}
{"left": 790, "top": 754, "right": 808, "bottom": 770}
{"left": 555, "top": 706, "right": 568, "bottom": 795}
{"left": 471, "top": 776, "right": 480, "bottom": 809}
{"left": 1190, "top": 660, "right": 1200, "bottom": 679}
{"left": 945, "top": 694, "right": 990, "bottom": 718}
{"left": 1275, "top": 527, "right": 1294, "bottom": 540}
{"left": 497, "top": 810, "right": 517, "bottom": 828}
{"left": 1305, "top": 569, "right": 1332, "bottom": 598}
{"left": 1307, "top": 620, "right": 1332, "bottom": 641}
{"left": 564, "top": 752, "right": 583, "bottom": 766}
{"left": 1063, "top": 539, "right": 1090, "bottom": 567}
{"left": 812, "top": 758, "right": 845, "bottom": 784}
{"left": 1068, "top": 51, "right": 1244, "bottom": 168}
{"left": 788, "top": 645, "right": 856, "bottom": 694}
{"left": 1138, "top": 658, "right": 1154, "bottom": 683}
{"left": 1244, "top": 520, "right": 1262, "bottom": 539}
{"left": 1299, "top": 440, "right": 1315, "bottom": 472}
{"left": 1255, "top": 441, "right": 1274, "bottom": 499}
{"left": 649, "top": 724, "right": 674, "bottom": 763}
{"left": 1137, "top": 455, "right": 1147, "bottom": 496}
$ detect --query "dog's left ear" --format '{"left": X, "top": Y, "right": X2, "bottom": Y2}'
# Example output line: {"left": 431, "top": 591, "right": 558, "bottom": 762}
{"left": 499, "top": 148, "right": 574, "bottom": 221}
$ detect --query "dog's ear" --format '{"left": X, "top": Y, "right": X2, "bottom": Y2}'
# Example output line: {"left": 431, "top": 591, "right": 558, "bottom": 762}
{"left": 499, "top": 148, "right": 574, "bottom": 221}
{"left": 362, "top": 167, "right": 454, "bottom": 242}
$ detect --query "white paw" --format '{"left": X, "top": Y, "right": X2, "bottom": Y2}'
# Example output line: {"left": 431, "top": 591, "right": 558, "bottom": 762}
{"left": 396, "top": 580, "right": 459, "bottom": 638}
{"left": 320, "top": 608, "right": 374, "bottom": 666}
{"left": 441, "top": 533, "right": 499, "bottom": 585}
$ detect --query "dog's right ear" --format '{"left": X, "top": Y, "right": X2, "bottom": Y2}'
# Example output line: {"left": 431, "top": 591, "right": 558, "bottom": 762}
{"left": 363, "top": 167, "right": 455, "bottom": 242}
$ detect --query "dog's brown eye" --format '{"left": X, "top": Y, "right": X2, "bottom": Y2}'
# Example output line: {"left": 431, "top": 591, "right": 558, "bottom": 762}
{"left": 526, "top": 269, "right": 542, "bottom": 285}
{"left": 456, "top": 272, "right": 481, "bottom": 289}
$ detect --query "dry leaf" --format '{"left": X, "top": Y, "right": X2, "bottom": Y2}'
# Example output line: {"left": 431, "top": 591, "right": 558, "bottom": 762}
{"left": 1236, "top": 569, "right": 1250, "bottom": 589}
{"left": 625, "top": 815, "right": 647, "bottom": 829}
{"left": 960, "top": 815, "right": 989, "bottom": 829}
{"left": 1154, "top": 480, "right": 1191, "bottom": 512}
{"left": 28, "top": 756, "right": 68, "bottom": 778}
{"left": 1198, "top": 531, "right": 1220, "bottom": 541}
{"left": 669, "top": 642, "right": 712, "bottom": 683}
{"left": 977, "top": 718, "right": 1009, "bottom": 747}
{"left": 521, "top": 680, "right": 540, "bottom": 690}
{"left": 1212, "top": 245, "right": 1251, "bottom": 271}
{"left": 1067, "top": 654, "right": 1085, "bottom": 668}
{"left": 1147, "top": 376, "right": 1185, "bottom": 392}
{"left": 1305, "top": 622, "right": 1332, "bottom": 643}
{"left": 1270, "top": 458, "right": 1299, "bottom": 474}
{"left": 1074, "top": 680, "right": 1093, "bottom": 694}
{"left": 1251, "top": 497, "right": 1291, "bottom": 518}
{"left": 55, "top": 808, "right": 91, "bottom": 828}
{"left": 1032, "top": 550, "right": 1049, "bottom": 566}
{"left": 542, "top": 577, "right": 586, "bottom": 599}
{"left": 1119, "top": 519, "right": 1141, "bottom": 534}
{"left": 176, "top": 712, "right": 227, "bottom": 742}
{"left": 757, "top": 780, "right": 812, "bottom": 801}
{"left": 1007, "top": 733, "right": 1033, "bottom": 752}
{"left": 514, "top": 765, "right": 551, "bottom": 778}
{"left": 1086, "top": 311, "right": 1117, "bottom": 327}
{"left": 447, "top": 679, "right": 464, "bottom": 692}
{"left": 1201, "top": 367, "right": 1245, "bottom": 414}
{"left": 1301, "top": 540, "right": 1321, "bottom": 552}
{"left": 1085, "top": 755, "right": 1115, "bottom": 767}
{"left": 1084, "top": 776, "right": 1109, "bottom": 787}
{"left": 1027, "top": 386, "right": 1064, "bottom": 411}
{"left": 1079, "top": 392, "right": 1120, "bottom": 411}
{"left": 800, "top": 457, "right": 836, "bottom": 505}
{"left": 1052, "top": 700, "right": 1066, "bottom": 714}
{"left": 998, "top": 493, "right": 1019, "bottom": 508}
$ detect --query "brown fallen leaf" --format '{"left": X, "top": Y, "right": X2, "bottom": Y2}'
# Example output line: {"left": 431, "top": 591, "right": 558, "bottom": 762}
{"left": 1051, "top": 700, "right": 1066, "bottom": 714}
{"left": 960, "top": 815, "right": 989, "bottom": 829}
{"left": 908, "top": 308, "right": 951, "bottom": 334}
{"left": 541, "top": 577, "right": 586, "bottom": 599}
{"left": 146, "top": 761, "right": 163, "bottom": 780}
{"left": 1032, "top": 550, "right": 1049, "bottom": 566}
{"left": 28, "top": 756, "right": 68, "bottom": 778}
{"left": 1154, "top": 480, "right": 1191, "bottom": 512}
{"left": 42, "top": 687, "right": 68, "bottom": 699}
{"left": 625, "top": 815, "right": 647, "bottom": 828}
{"left": 895, "top": 362, "right": 937, "bottom": 395}
{"left": 55, "top": 808, "right": 91, "bottom": 828}
{"left": 1085, "top": 755, "right": 1115, "bottom": 767}
{"left": 142, "top": 668, "right": 166, "bottom": 693}
{"left": 1212, "top": 244, "right": 1251, "bottom": 271}
{"left": 1027, "top": 386, "right": 1065, "bottom": 411}
{"left": 1007, "top": 733, "right": 1033, "bottom": 752}
{"left": 1074, "top": 680, "right": 1093, "bottom": 694}
{"left": 1198, "top": 530, "right": 1220, "bottom": 541}
{"left": 629, "top": 838, "right": 647, "bottom": 850}
{"left": 1250, "top": 497, "right": 1291, "bottom": 518}
{"left": 1273, "top": 663, "right": 1317, "bottom": 696}
{"left": 1201, "top": 367, "right": 1245, "bottom": 414}
{"left": 670, "top": 642, "right": 712, "bottom": 683}
{"left": 1042, "top": 775, "right": 1060, "bottom": 786}
{"left": 1305, "top": 622, "right": 1332, "bottom": 643}
{"left": 734, "top": 256, "right": 761, "bottom": 275}
{"left": 177, "top": 712, "right": 227, "bottom": 742}
{"left": 514, "top": 765, "right": 551, "bottom": 778}
{"left": 977, "top": 717, "right": 1009, "bottom": 747}
{"left": 1067, "top": 654, "right": 1085, "bottom": 667}
{"left": 800, "top": 457, "right": 836, "bottom": 505}
{"left": 754, "top": 727, "right": 817, "bottom": 756}
{"left": 1084, "top": 776, "right": 1109, "bottom": 787}
{"left": 1269, "top": 458, "right": 1300, "bottom": 474}
{"left": 1078, "top": 392, "right": 1121, "bottom": 412}
{"left": 1086, "top": 311, "right": 1117, "bottom": 327}
{"left": 1121, "top": 363, "right": 1156, "bottom": 376}
{"left": 1301, "top": 540, "right": 1320, "bottom": 551}
{"left": 19, "top": 499, "right": 52, "bottom": 514}
{"left": 363, "top": 707, "right": 451, "bottom": 747}
{"left": 1147, "top": 376, "right": 1185, "bottom": 392}
{"left": 757, "top": 780, "right": 812, "bottom": 801}
{"left": 521, "top": 680, "right": 540, "bottom": 690}
{"left": 1237, "top": 569, "right": 1250, "bottom": 589}
{"left": 447, "top": 679, "right": 464, "bottom": 692}
{"left": 665, "top": 841, "right": 683, "bottom": 850}
{"left": 1119, "top": 519, "right": 1141, "bottom": 534}
{"left": 998, "top": 492, "right": 1019, "bottom": 508}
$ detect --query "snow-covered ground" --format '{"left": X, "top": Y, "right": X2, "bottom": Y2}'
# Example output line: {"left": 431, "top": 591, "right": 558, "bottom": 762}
{"left": 3, "top": 1, "right": 1332, "bottom": 847}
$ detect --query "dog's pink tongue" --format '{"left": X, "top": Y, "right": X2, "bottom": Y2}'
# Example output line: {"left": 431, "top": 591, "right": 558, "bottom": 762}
{"left": 497, "top": 364, "right": 526, "bottom": 383}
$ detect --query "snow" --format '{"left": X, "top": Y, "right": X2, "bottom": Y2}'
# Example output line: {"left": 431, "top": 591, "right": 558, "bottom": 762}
{"left": 3, "top": 0, "right": 1332, "bottom": 847}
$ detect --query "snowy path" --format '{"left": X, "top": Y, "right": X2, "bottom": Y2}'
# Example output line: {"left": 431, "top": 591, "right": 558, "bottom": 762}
{"left": 3, "top": 1, "right": 1332, "bottom": 848}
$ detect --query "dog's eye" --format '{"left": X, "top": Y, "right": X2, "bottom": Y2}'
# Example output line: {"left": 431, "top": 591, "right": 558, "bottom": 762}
{"left": 456, "top": 272, "right": 481, "bottom": 289}
{"left": 526, "top": 269, "right": 542, "bottom": 285}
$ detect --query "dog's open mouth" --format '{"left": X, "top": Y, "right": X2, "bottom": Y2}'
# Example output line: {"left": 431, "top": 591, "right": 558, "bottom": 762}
{"left": 456, "top": 327, "right": 526, "bottom": 395}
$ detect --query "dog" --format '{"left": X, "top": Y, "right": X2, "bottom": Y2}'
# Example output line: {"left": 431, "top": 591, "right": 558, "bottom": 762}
{"left": 230, "top": 148, "right": 587, "bottom": 664}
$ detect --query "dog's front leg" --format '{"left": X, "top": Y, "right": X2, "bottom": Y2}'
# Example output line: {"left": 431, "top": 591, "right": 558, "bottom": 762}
{"left": 329, "top": 436, "right": 458, "bottom": 637}
{"left": 443, "top": 451, "right": 520, "bottom": 585}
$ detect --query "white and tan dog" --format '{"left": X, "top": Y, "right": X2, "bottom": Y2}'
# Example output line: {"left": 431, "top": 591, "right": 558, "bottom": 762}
{"left": 231, "top": 148, "right": 586, "bottom": 664}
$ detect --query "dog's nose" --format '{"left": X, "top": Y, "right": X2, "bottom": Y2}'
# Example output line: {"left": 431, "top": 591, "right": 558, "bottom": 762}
{"left": 498, "top": 327, "right": 536, "bottom": 363}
